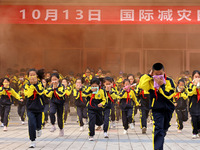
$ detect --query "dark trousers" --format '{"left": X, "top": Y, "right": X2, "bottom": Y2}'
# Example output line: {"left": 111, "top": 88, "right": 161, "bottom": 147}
{"left": 111, "top": 105, "right": 115, "bottom": 122}
{"left": 49, "top": 102, "right": 64, "bottom": 130}
{"left": 139, "top": 107, "right": 150, "bottom": 128}
{"left": 116, "top": 104, "right": 121, "bottom": 121}
{"left": 0, "top": 104, "right": 11, "bottom": 127}
{"left": 103, "top": 108, "right": 111, "bottom": 132}
{"left": 152, "top": 109, "right": 173, "bottom": 150}
{"left": 88, "top": 109, "right": 103, "bottom": 136}
{"left": 44, "top": 104, "right": 49, "bottom": 122}
{"left": 176, "top": 109, "right": 188, "bottom": 130}
{"left": 18, "top": 104, "right": 26, "bottom": 122}
{"left": 77, "top": 107, "right": 87, "bottom": 127}
{"left": 122, "top": 108, "right": 133, "bottom": 130}
{"left": 64, "top": 101, "right": 70, "bottom": 123}
{"left": 27, "top": 111, "right": 42, "bottom": 141}
{"left": 191, "top": 115, "right": 200, "bottom": 134}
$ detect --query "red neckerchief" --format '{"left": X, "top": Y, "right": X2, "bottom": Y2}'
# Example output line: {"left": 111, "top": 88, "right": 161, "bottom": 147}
{"left": 196, "top": 89, "right": 200, "bottom": 103}
{"left": 154, "top": 88, "right": 158, "bottom": 100}
{"left": 107, "top": 91, "right": 115, "bottom": 103}
{"left": 79, "top": 91, "right": 84, "bottom": 104}
{"left": 54, "top": 89, "right": 61, "bottom": 100}
{"left": 173, "top": 92, "right": 181, "bottom": 100}
{"left": 113, "top": 84, "right": 116, "bottom": 88}
{"left": 89, "top": 94, "right": 95, "bottom": 108}
{"left": 126, "top": 91, "right": 130, "bottom": 104}
{"left": 30, "top": 90, "right": 37, "bottom": 100}
{"left": 5, "top": 89, "right": 11, "bottom": 99}
{"left": 139, "top": 90, "right": 147, "bottom": 99}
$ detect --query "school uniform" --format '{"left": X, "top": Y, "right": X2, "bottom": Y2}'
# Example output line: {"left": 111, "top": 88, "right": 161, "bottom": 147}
{"left": 46, "top": 83, "right": 66, "bottom": 130}
{"left": 139, "top": 74, "right": 175, "bottom": 150}
{"left": 73, "top": 87, "right": 87, "bottom": 127}
{"left": 83, "top": 87, "right": 106, "bottom": 137}
{"left": 103, "top": 87, "right": 118, "bottom": 133}
{"left": 43, "top": 89, "right": 50, "bottom": 125}
{"left": 118, "top": 89, "right": 139, "bottom": 130}
{"left": 173, "top": 89, "right": 188, "bottom": 130}
{"left": 64, "top": 86, "right": 72, "bottom": 123}
{"left": 188, "top": 85, "right": 200, "bottom": 135}
{"left": 83, "top": 74, "right": 93, "bottom": 86}
{"left": 18, "top": 91, "right": 27, "bottom": 122}
{"left": 135, "top": 85, "right": 150, "bottom": 129}
{"left": 0, "top": 86, "right": 21, "bottom": 127}
{"left": 24, "top": 81, "right": 45, "bottom": 142}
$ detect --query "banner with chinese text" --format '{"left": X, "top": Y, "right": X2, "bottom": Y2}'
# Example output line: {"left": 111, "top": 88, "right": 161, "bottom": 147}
{"left": 0, "top": 5, "right": 200, "bottom": 24}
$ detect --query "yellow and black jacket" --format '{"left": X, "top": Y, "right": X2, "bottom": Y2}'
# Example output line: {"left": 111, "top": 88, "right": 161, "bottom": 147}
{"left": 135, "top": 85, "right": 150, "bottom": 109}
{"left": 24, "top": 81, "right": 44, "bottom": 112}
{"left": 138, "top": 74, "right": 175, "bottom": 111}
{"left": 83, "top": 74, "right": 93, "bottom": 85}
{"left": 188, "top": 85, "right": 200, "bottom": 116}
{"left": 73, "top": 86, "right": 87, "bottom": 108}
{"left": 45, "top": 83, "right": 66, "bottom": 105}
{"left": 0, "top": 86, "right": 21, "bottom": 105}
{"left": 173, "top": 88, "right": 188, "bottom": 110}
{"left": 103, "top": 87, "right": 118, "bottom": 109}
{"left": 83, "top": 86, "right": 107, "bottom": 111}
{"left": 118, "top": 89, "right": 139, "bottom": 111}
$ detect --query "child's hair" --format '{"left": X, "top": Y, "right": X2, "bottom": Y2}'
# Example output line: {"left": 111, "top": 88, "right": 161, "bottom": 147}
{"left": 51, "top": 73, "right": 60, "bottom": 80}
{"left": 192, "top": 70, "right": 200, "bottom": 79}
{"left": 90, "top": 77, "right": 100, "bottom": 85}
{"left": 3, "top": 78, "right": 10, "bottom": 82}
{"left": 177, "top": 79, "right": 185, "bottom": 86}
{"left": 127, "top": 74, "right": 135, "bottom": 80}
{"left": 0, "top": 78, "right": 3, "bottom": 86}
{"left": 76, "top": 77, "right": 84, "bottom": 83}
{"left": 103, "top": 76, "right": 113, "bottom": 83}
{"left": 122, "top": 73, "right": 127, "bottom": 78}
{"left": 152, "top": 63, "right": 164, "bottom": 71}
{"left": 62, "top": 78, "right": 69, "bottom": 82}
{"left": 27, "top": 68, "right": 45, "bottom": 81}
{"left": 123, "top": 79, "right": 130, "bottom": 85}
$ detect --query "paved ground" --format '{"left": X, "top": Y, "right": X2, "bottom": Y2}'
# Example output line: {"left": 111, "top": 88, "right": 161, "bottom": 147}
{"left": 0, "top": 106, "right": 199, "bottom": 150}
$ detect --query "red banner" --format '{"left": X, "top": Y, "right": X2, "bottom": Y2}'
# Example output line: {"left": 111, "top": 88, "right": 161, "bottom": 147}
{"left": 1, "top": 5, "right": 200, "bottom": 24}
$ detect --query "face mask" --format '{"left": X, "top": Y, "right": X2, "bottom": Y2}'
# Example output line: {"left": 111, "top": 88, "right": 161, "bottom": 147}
{"left": 123, "top": 85, "right": 131, "bottom": 92}
{"left": 153, "top": 75, "right": 166, "bottom": 90}
{"left": 91, "top": 87, "right": 99, "bottom": 94}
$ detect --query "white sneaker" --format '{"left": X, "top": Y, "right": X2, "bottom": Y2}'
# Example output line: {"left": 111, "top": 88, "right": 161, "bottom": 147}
{"left": 50, "top": 125, "right": 56, "bottom": 132}
{"left": 22, "top": 121, "right": 25, "bottom": 125}
{"left": 80, "top": 126, "right": 84, "bottom": 131}
{"left": 3, "top": 126, "right": 7, "bottom": 131}
{"left": 104, "top": 132, "right": 109, "bottom": 138}
{"left": 192, "top": 134, "right": 198, "bottom": 139}
{"left": 89, "top": 136, "right": 94, "bottom": 141}
{"left": 1, "top": 123, "right": 4, "bottom": 127}
{"left": 112, "top": 121, "right": 116, "bottom": 128}
{"left": 177, "top": 129, "right": 182, "bottom": 133}
{"left": 123, "top": 129, "right": 127, "bottom": 134}
{"left": 29, "top": 141, "right": 36, "bottom": 148}
{"left": 36, "top": 130, "right": 42, "bottom": 137}
{"left": 59, "top": 129, "right": 64, "bottom": 137}
{"left": 130, "top": 123, "right": 135, "bottom": 130}
{"left": 85, "top": 119, "right": 88, "bottom": 125}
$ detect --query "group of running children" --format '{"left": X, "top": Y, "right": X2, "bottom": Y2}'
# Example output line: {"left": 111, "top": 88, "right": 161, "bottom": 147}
{"left": 0, "top": 64, "right": 199, "bottom": 149}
